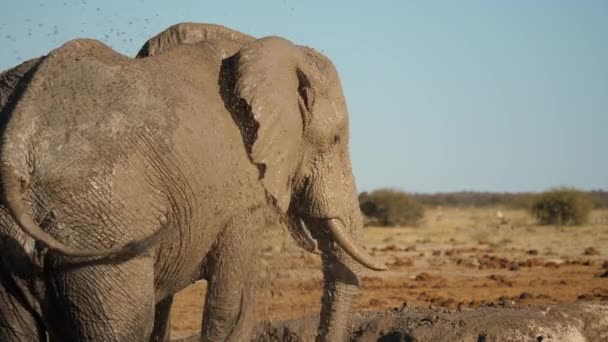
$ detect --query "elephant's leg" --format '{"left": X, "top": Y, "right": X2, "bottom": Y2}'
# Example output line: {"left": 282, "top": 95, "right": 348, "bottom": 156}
{"left": 201, "top": 226, "right": 258, "bottom": 342}
{"left": 149, "top": 294, "right": 173, "bottom": 342}
{"left": 47, "top": 256, "right": 156, "bottom": 342}
{"left": 0, "top": 273, "right": 46, "bottom": 341}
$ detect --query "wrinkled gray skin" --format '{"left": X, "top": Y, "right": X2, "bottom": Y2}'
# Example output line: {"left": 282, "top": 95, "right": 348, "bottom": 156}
{"left": 0, "top": 23, "right": 386, "bottom": 342}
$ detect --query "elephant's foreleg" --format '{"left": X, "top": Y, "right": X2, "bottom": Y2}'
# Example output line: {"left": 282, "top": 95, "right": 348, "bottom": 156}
{"left": 0, "top": 270, "right": 46, "bottom": 341}
{"left": 47, "top": 255, "right": 156, "bottom": 341}
{"left": 201, "top": 227, "right": 257, "bottom": 342}
{"left": 149, "top": 294, "right": 173, "bottom": 342}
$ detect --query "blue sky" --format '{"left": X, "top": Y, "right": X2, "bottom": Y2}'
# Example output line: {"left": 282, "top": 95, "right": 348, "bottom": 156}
{"left": 1, "top": 1, "right": 606, "bottom": 193}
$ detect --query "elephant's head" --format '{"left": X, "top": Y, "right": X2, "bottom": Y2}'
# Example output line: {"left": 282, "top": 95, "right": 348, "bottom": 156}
{"left": 223, "top": 36, "right": 387, "bottom": 341}
{"left": 139, "top": 23, "right": 387, "bottom": 341}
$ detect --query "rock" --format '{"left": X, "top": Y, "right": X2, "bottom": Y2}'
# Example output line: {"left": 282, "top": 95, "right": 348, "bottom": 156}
{"left": 583, "top": 247, "right": 600, "bottom": 256}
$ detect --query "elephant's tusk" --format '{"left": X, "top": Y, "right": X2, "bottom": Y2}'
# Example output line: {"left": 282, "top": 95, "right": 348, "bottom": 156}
{"left": 327, "top": 219, "right": 388, "bottom": 271}
{"left": 297, "top": 219, "right": 321, "bottom": 255}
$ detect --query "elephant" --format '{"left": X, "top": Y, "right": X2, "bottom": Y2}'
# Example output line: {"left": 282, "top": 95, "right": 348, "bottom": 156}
{"left": 0, "top": 23, "right": 386, "bottom": 342}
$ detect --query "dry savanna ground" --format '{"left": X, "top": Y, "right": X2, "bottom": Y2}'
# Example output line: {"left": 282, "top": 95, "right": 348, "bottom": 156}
{"left": 169, "top": 208, "right": 608, "bottom": 335}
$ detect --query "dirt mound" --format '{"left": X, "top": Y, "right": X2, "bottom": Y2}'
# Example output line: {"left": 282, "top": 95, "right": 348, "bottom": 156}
{"left": 345, "top": 302, "right": 607, "bottom": 342}
{"left": 171, "top": 302, "right": 607, "bottom": 341}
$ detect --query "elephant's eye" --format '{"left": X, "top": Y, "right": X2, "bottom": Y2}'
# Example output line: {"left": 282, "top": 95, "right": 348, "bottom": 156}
{"left": 332, "top": 134, "right": 340, "bottom": 145}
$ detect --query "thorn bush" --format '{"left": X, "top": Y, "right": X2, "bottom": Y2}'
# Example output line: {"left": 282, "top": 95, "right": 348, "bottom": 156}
{"left": 359, "top": 189, "right": 424, "bottom": 227}
{"left": 530, "top": 188, "right": 592, "bottom": 226}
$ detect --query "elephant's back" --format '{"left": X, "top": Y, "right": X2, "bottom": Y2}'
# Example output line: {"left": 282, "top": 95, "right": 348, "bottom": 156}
{"left": 1, "top": 39, "right": 186, "bottom": 183}
{"left": 2, "top": 36, "right": 258, "bottom": 208}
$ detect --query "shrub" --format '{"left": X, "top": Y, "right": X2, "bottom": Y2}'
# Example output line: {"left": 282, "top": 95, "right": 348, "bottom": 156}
{"left": 530, "top": 188, "right": 593, "bottom": 226}
{"left": 359, "top": 189, "right": 424, "bottom": 226}
{"left": 589, "top": 190, "right": 608, "bottom": 209}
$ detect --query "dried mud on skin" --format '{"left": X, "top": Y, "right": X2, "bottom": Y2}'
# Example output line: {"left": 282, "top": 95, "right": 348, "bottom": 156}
{"left": 172, "top": 302, "right": 608, "bottom": 342}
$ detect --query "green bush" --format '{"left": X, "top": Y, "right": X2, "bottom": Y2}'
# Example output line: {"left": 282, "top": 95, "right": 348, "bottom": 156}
{"left": 359, "top": 189, "right": 424, "bottom": 226}
{"left": 530, "top": 188, "right": 593, "bottom": 226}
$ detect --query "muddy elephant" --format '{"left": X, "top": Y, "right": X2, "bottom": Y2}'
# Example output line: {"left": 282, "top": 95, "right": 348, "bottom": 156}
{"left": 0, "top": 23, "right": 386, "bottom": 342}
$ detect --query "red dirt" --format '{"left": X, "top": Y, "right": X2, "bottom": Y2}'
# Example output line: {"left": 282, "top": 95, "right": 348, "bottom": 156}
{"left": 169, "top": 209, "right": 608, "bottom": 338}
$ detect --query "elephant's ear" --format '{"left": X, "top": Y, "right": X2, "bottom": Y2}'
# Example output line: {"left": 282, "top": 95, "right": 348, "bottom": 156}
{"left": 234, "top": 37, "right": 312, "bottom": 212}
{"left": 136, "top": 22, "right": 254, "bottom": 58}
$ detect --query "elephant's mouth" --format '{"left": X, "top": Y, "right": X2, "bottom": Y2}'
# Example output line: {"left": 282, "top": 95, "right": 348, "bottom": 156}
{"left": 294, "top": 217, "right": 387, "bottom": 271}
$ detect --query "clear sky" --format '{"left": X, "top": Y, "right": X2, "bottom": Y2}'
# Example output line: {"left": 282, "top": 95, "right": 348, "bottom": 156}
{"left": 1, "top": 1, "right": 606, "bottom": 193}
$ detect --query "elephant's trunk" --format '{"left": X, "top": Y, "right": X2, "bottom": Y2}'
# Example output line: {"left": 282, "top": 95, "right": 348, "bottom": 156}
{"left": 309, "top": 209, "right": 370, "bottom": 342}
{"left": 316, "top": 234, "right": 361, "bottom": 342}
{"left": 302, "top": 163, "right": 386, "bottom": 341}
{"left": 290, "top": 114, "right": 388, "bottom": 340}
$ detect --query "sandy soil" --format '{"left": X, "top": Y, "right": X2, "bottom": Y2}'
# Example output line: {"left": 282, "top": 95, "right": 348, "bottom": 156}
{"left": 169, "top": 208, "right": 608, "bottom": 336}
